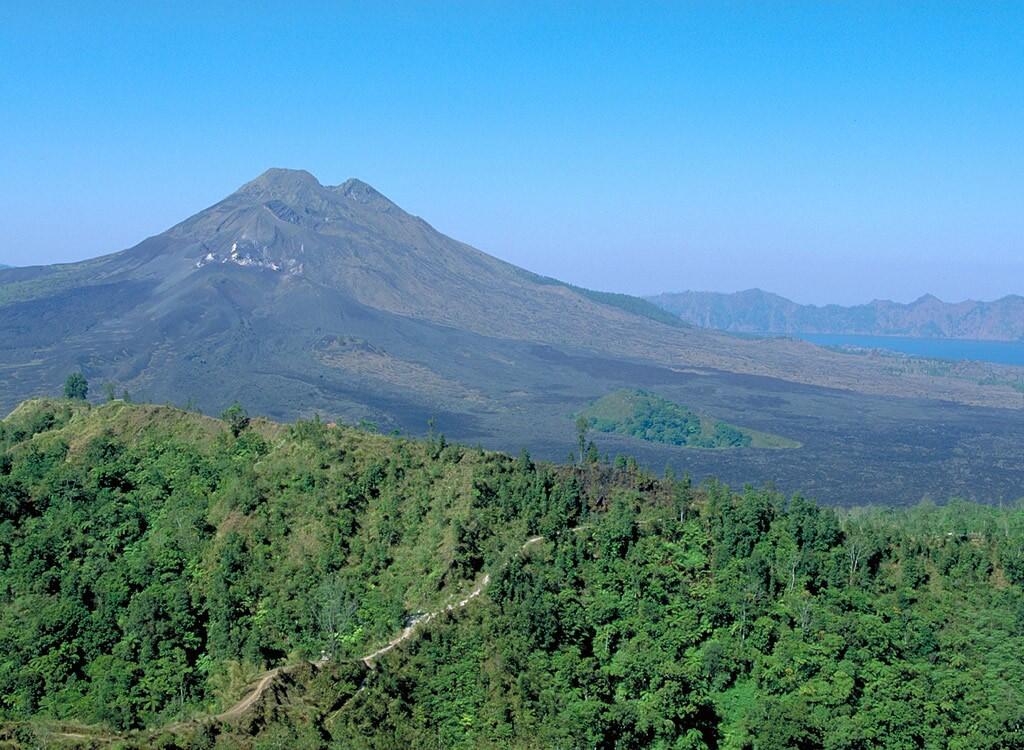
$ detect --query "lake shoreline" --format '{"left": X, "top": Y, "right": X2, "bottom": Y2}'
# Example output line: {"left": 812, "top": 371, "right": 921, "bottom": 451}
{"left": 790, "top": 332, "right": 1024, "bottom": 367}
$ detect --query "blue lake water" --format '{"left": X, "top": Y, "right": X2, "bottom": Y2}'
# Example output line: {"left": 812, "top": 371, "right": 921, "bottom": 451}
{"left": 796, "top": 333, "right": 1024, "bottom": 366}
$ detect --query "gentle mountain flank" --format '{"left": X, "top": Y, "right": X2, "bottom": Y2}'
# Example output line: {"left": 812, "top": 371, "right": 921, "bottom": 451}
{"left": 521, "top": 268, "right": 687, "bottom": 328}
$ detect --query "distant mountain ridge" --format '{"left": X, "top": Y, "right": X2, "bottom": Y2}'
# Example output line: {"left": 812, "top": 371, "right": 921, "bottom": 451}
{"left": 648, "top": 289, "right": 1024, "bottom": 341}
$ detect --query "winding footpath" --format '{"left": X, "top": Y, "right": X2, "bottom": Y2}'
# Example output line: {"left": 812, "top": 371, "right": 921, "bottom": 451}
{"left": 360, "top": 572, "right": 490, "bottom": 666}
{"left": 49, "top": 534, "right": 547, "bottom": 743}
{"left": 216, "top": 666, "right": 288, "bottom": 721}
{"left": 218, "top": 534, "right": 546, "bottom": 718}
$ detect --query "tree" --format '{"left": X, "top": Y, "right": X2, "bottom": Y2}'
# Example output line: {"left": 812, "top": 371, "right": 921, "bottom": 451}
{"left": 103, "top": 382, "right": 117, "bottom": 402}
{"left": 63, "top": 372, "right": 89, "bottom": 400}
{"left": 316, "top": 576, "right": 359, "bottom": 659}
{"left": 575, "top": 415, "right": 590, "bottom": 465}
{"left": 221, "top": 403, "right": 250, "bottom": 437}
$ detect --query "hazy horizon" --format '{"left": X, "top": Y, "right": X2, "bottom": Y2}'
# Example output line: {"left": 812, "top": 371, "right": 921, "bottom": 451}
{"left": 2, "top": 4, "right": 1021, "bottom": 306}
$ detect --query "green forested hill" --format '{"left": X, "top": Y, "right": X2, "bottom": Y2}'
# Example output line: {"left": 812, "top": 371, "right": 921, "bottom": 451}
{"left": 2, "top": 400, "right": 1024, "bottom": 748}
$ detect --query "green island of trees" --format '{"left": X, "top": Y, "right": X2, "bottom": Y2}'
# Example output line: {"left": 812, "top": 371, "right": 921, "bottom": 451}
{"left": 1, "top": 398, "right": 1022, "bottom": 748}
{"left": 579, "top": 389, "right": 799, "bottom": 449}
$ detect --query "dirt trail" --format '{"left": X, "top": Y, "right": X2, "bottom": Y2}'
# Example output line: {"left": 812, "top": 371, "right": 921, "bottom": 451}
{"left": 360, "top": 571, "right": 492, "bottom": 666}
{"left": 359, "top": 537, "right": 542, "bottom": 666}
{"left": 45, "top": 535, "right": 551, "bottom": 744}
{"left": 216, "top": 666, "right": 285, "bottom": 720}
{"left": 186, "top": 534, "right": 549, "bottom": 727}
{"left": 50, "top": 732, "right": 112, "bottom": 744}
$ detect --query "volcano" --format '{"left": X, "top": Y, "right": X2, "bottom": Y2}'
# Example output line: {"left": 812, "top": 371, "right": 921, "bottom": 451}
{"left": 2, "top": 168, "right": 1022, "bottom": 504}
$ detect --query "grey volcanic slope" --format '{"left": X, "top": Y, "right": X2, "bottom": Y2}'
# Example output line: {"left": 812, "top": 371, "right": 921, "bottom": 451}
{"left": 649, "top": 288, "right": 1024, "bottom": 341}
{"left": 2, "top": 168, "right": 1023, "bottom": 505}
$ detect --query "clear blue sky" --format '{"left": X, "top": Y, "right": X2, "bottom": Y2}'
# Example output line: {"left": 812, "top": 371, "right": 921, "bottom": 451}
{"left": 2, "top": 2, "right": 1021, "bottom": 304}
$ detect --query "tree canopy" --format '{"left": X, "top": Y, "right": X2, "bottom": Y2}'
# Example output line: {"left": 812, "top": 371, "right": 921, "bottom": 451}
{"left": 1, "top": 399, "right": 1023, "bottom": 748}
{"left": 62, "top": 373, "right": 88, "bottom": 401}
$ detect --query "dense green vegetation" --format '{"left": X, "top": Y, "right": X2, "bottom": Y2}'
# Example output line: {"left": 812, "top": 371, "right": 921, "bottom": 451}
{"left": 337, "top": 493, "right": 1024, "bottom": 750}
{"left": 2, "top": 399, "right": 1024, "bottom": 748}
{"left": 580, "top": 390, "right": 798, "bottom": 449}
{"left": 0, "top": 399, "right": 557, "bottom": 734}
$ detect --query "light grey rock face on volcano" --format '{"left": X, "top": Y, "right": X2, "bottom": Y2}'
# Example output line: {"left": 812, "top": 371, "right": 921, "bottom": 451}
{"left": 3, "top": 168, "right": 1024, "bottom": 504}
{"left": 143, "top": 169, "right": 538, "bottom": 323}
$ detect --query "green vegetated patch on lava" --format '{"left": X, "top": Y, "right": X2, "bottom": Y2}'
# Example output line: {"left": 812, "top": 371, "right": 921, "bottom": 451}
{"left": 580, "top": 389, "right": 800, "bottom": 449}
